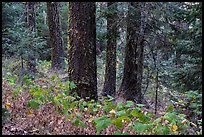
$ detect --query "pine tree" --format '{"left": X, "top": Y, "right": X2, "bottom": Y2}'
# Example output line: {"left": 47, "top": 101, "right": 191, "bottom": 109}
{"left": 101, "top": 2, "right": 117, "bottom": 97}
{"left": 47, "top": 2, "right": 65, "bottom": 70}
{"left": 68, "top": 2, "right": 97, "bottom": 100}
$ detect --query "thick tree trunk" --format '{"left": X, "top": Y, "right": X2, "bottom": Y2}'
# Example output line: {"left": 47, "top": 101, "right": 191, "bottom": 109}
{"left": 118, "top": 2, "right": 144, "bottom": 103}
{"left": 26, "top": 2, "right": 37, "bottom": 73}
{"left": 47, "top": 2, "right": 65, "bottom": 70}
{"left": 68, "top": 2, "right": 97, "bottom": 101}
{"left": 101, "top": 2, "right": 117, "bottom": 97}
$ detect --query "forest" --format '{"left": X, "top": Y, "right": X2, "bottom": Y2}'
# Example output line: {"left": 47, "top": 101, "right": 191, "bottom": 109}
{"left": 2, "top": 2, "right": 202, "bottom": 135}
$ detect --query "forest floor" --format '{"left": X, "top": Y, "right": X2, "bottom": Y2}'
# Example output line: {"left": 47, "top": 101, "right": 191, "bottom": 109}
{"left": 2, "top": 57, "right": 201, "bottom": 135}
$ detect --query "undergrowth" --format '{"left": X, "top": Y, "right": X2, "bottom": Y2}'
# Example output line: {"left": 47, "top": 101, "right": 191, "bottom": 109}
{"left": 3, "top": 74, "right": 191, "bottom": 135}
{"left": 2, "top": 58, "right": 201, "bottom": 135}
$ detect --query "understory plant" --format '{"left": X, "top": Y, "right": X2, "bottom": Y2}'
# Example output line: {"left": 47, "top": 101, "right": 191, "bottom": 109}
{"left": 4, "top": 73, "right": 191, "bottom": 135}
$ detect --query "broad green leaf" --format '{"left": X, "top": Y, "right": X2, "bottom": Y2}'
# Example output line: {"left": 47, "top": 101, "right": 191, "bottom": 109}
{"left": 79, "top": 121, "right": 87, "bottom": 128}
{"left": 133, "top": 122, "right": 148, "bottom": 132}
{"left": 113, "top": 116, "right": 131, "bottom": 129}
{"left": 57, "top": 93, "right": 64, "bottom": 98}
{"left": 83, "top": 101, "right": 87, "bottom": 106}
{"left": 163, "top": 126, "right": 170, "bottom": 135}
{"left": 71, "top": 118, "right": 80, "bottom": 126}
{"left": 29, "top": 88, "right": 35, "bottom": 94}
{"left": 113, "top": 131, "right": 129, "bottom": 135}
{"left": 65, "top": 95, "right": 75, "bottom": 101}
{"left": 116, "top": 101, "right": 124, "bottom": 110}
{"left": 178, "top": 114, "right": 186, "bottom": 118}
{"left": 51, "top": 75, "right": 56, "bottom": 81}
{"left": 121, "top": 132, "right": 129, "bottom": 135}
{"left": 54, "top": 96, "right": 60, "bottom": 106}
{"left": 57, "top": 77, "right": 61, "bottom": 83}
{"left": 136, "top": 104, "right": 145, "bottom": 107}
{"left": 113, "top": 131, "right": 122, "bottom": 135}
{"left": 163, "top": 112, "right": 177, "bottom": 122}
{"left": 107, "top": 95, "right": 114, "bottom": 101}
{"left": 70, "top": 82, "right": 76, "bottom": 89}
{"left": 27, "top": 100, "right": 40, "bottom": 109}
{"left": 79, "top": 104, "right": 84, "bottom": 110}
{"left": 96, "top": 104, "right": 102, "bottom": 108}
{"left": 39, "top": 94, "right": 45, "bottom": 102}
{"left": 116, "top": 110, "right": 126, "bottom": 116}
{"left": 33, "top": 90, "right": 41, "bottom": 98}
{"left": 107, "top": 95, "right": 114, "bottom": 99}
{"left": 131, "top": 109, "right": 140, "bottom": 117}
{"left": 94, "top": 116, "right": 108, "bottom": 123}
{"left": 112, "top": 118, "right": 123, "bottom": 128}
{"left": 76, "top": 112, "right": 82, "bottom": 118}
{"left": 166, "top": 104, "right": 174, "bottom": 112}
{"left": 118, "top": 116, "right": 131, "bottom": 122}
{"left": 44, "top": 89, "right": 49, "bottom": 96}
{"left": 153, "top": 117, "right": 162, "bottom": 124}
{"left": 93, "top": 108, "right": 98, "bottom": 112}
{"left": 64, "top": 89, "right": 70, "bottom": 96}
{"left": 62, "top": 109, "right": 68, "bottom": 115}
{"left": 154, "top": 124, "right": 163, "bottom": 134}
{"left": 94, "top": 116, "right": 112, "bottom": 134}
{"left": 126, "top": 101, "right": 134, "bottom": 107}
{"left": 138, "top": 113, "right": 149, "bottom": 123}
{"left": 70, "top": 102, "right": 75, "bottom": 108}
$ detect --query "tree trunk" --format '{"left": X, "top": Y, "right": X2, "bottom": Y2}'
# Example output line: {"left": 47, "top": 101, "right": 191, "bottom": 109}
{"left": 118, "top": 2, "right": 144, "bottom": 103}
{"left": 68, "top": 2, "right": 97, "bottom": 101}
{"left": 47, "top": 2, "right": 65, "bottom": 70}
{"left": 26, "top": 2, "right": 37, "bottom": 73}
{"left": 136, "top": 2, "right": 145, "bottom": 101}
{"left": 101, "top": 2, "right": 117, "bottom": 97}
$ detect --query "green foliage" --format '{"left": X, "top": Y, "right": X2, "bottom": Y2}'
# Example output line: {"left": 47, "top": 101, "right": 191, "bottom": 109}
{"left": 113, "top": 131, "right": 129, "bottom": 135}
{"left": 2, "top": 2, "right": 24, "bottom": 28}
{"left": 167, "top": 89, "right": 202, "bottom": 125}
{"left": 133, "top": 122, "right": 149, "bottom": 133}
{"left": 21, "top": 74, "right": 189, "bottom": 135}
{"left": 4, "top": 72, "right": 18, "bottom": 86}
{"left": 166, "top": 104, "right": 174, "bottom": 112}
{"left": 158, "top": 2, "right": 202, "bottom": 93}
{"left": 7, "top": 72, "right": 190, "bottom": 135}
{"left": 27, "top": 99, "right": 40, "bottom": 109}
{"left": 125, "top": 101, "right": 134, "bottom": 107}
{"left": 3, "top": 21, "right": 46, "bottom": 71}
{"left": 94, "top": 116, "right": 112, "bottom": 134}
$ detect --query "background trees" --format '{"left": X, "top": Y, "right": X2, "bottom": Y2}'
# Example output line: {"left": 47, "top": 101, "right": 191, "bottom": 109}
{"left": 101, "top": 2, "right": 117, "bottom": 97}
{"left": 26, "top": 2, "right": 37, "bottom": 73}
{"left": 2, "top": 2, "right": 201, "bottom": 100}
{"left": 47, "top": 2, "right": 65, "bottom": 70}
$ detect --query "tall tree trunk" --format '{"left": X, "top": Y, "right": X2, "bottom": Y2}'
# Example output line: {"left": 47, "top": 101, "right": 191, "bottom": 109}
{"left": 26, "top": 2, "right": 37, "bottom": 73}
{"left": 118, "top": 2, "right": 144, "bottom": 103}
{"left": 101, "top": 2, "right": 117, "bottom": 97}
{"left": 68, "top": 2, "right": 97, "bottom": 101}
{"left": 47, "top": 2, "right": 65, "bottom": 70}
{"left": 137, "top": 2, "right": 145, "bottom": 100}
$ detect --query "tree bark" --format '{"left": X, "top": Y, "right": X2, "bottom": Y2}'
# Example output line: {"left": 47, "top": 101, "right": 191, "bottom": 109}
{"left": 68, "top": 2, "right": 97, "bottom": 101}
{"left": 26, "top": 2, "right": 37, "bottom": 73}
{"left": 118, "top": 2, "right": 144, "bottom": 103}
{"left": 101, "top": 2, "right": 117, "bottom": 97}
{"left": 47, "top": 2, "right": 65, "bottom": 70}
{"left": 136, "top": 2, "right": 145, "bottom": 101}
